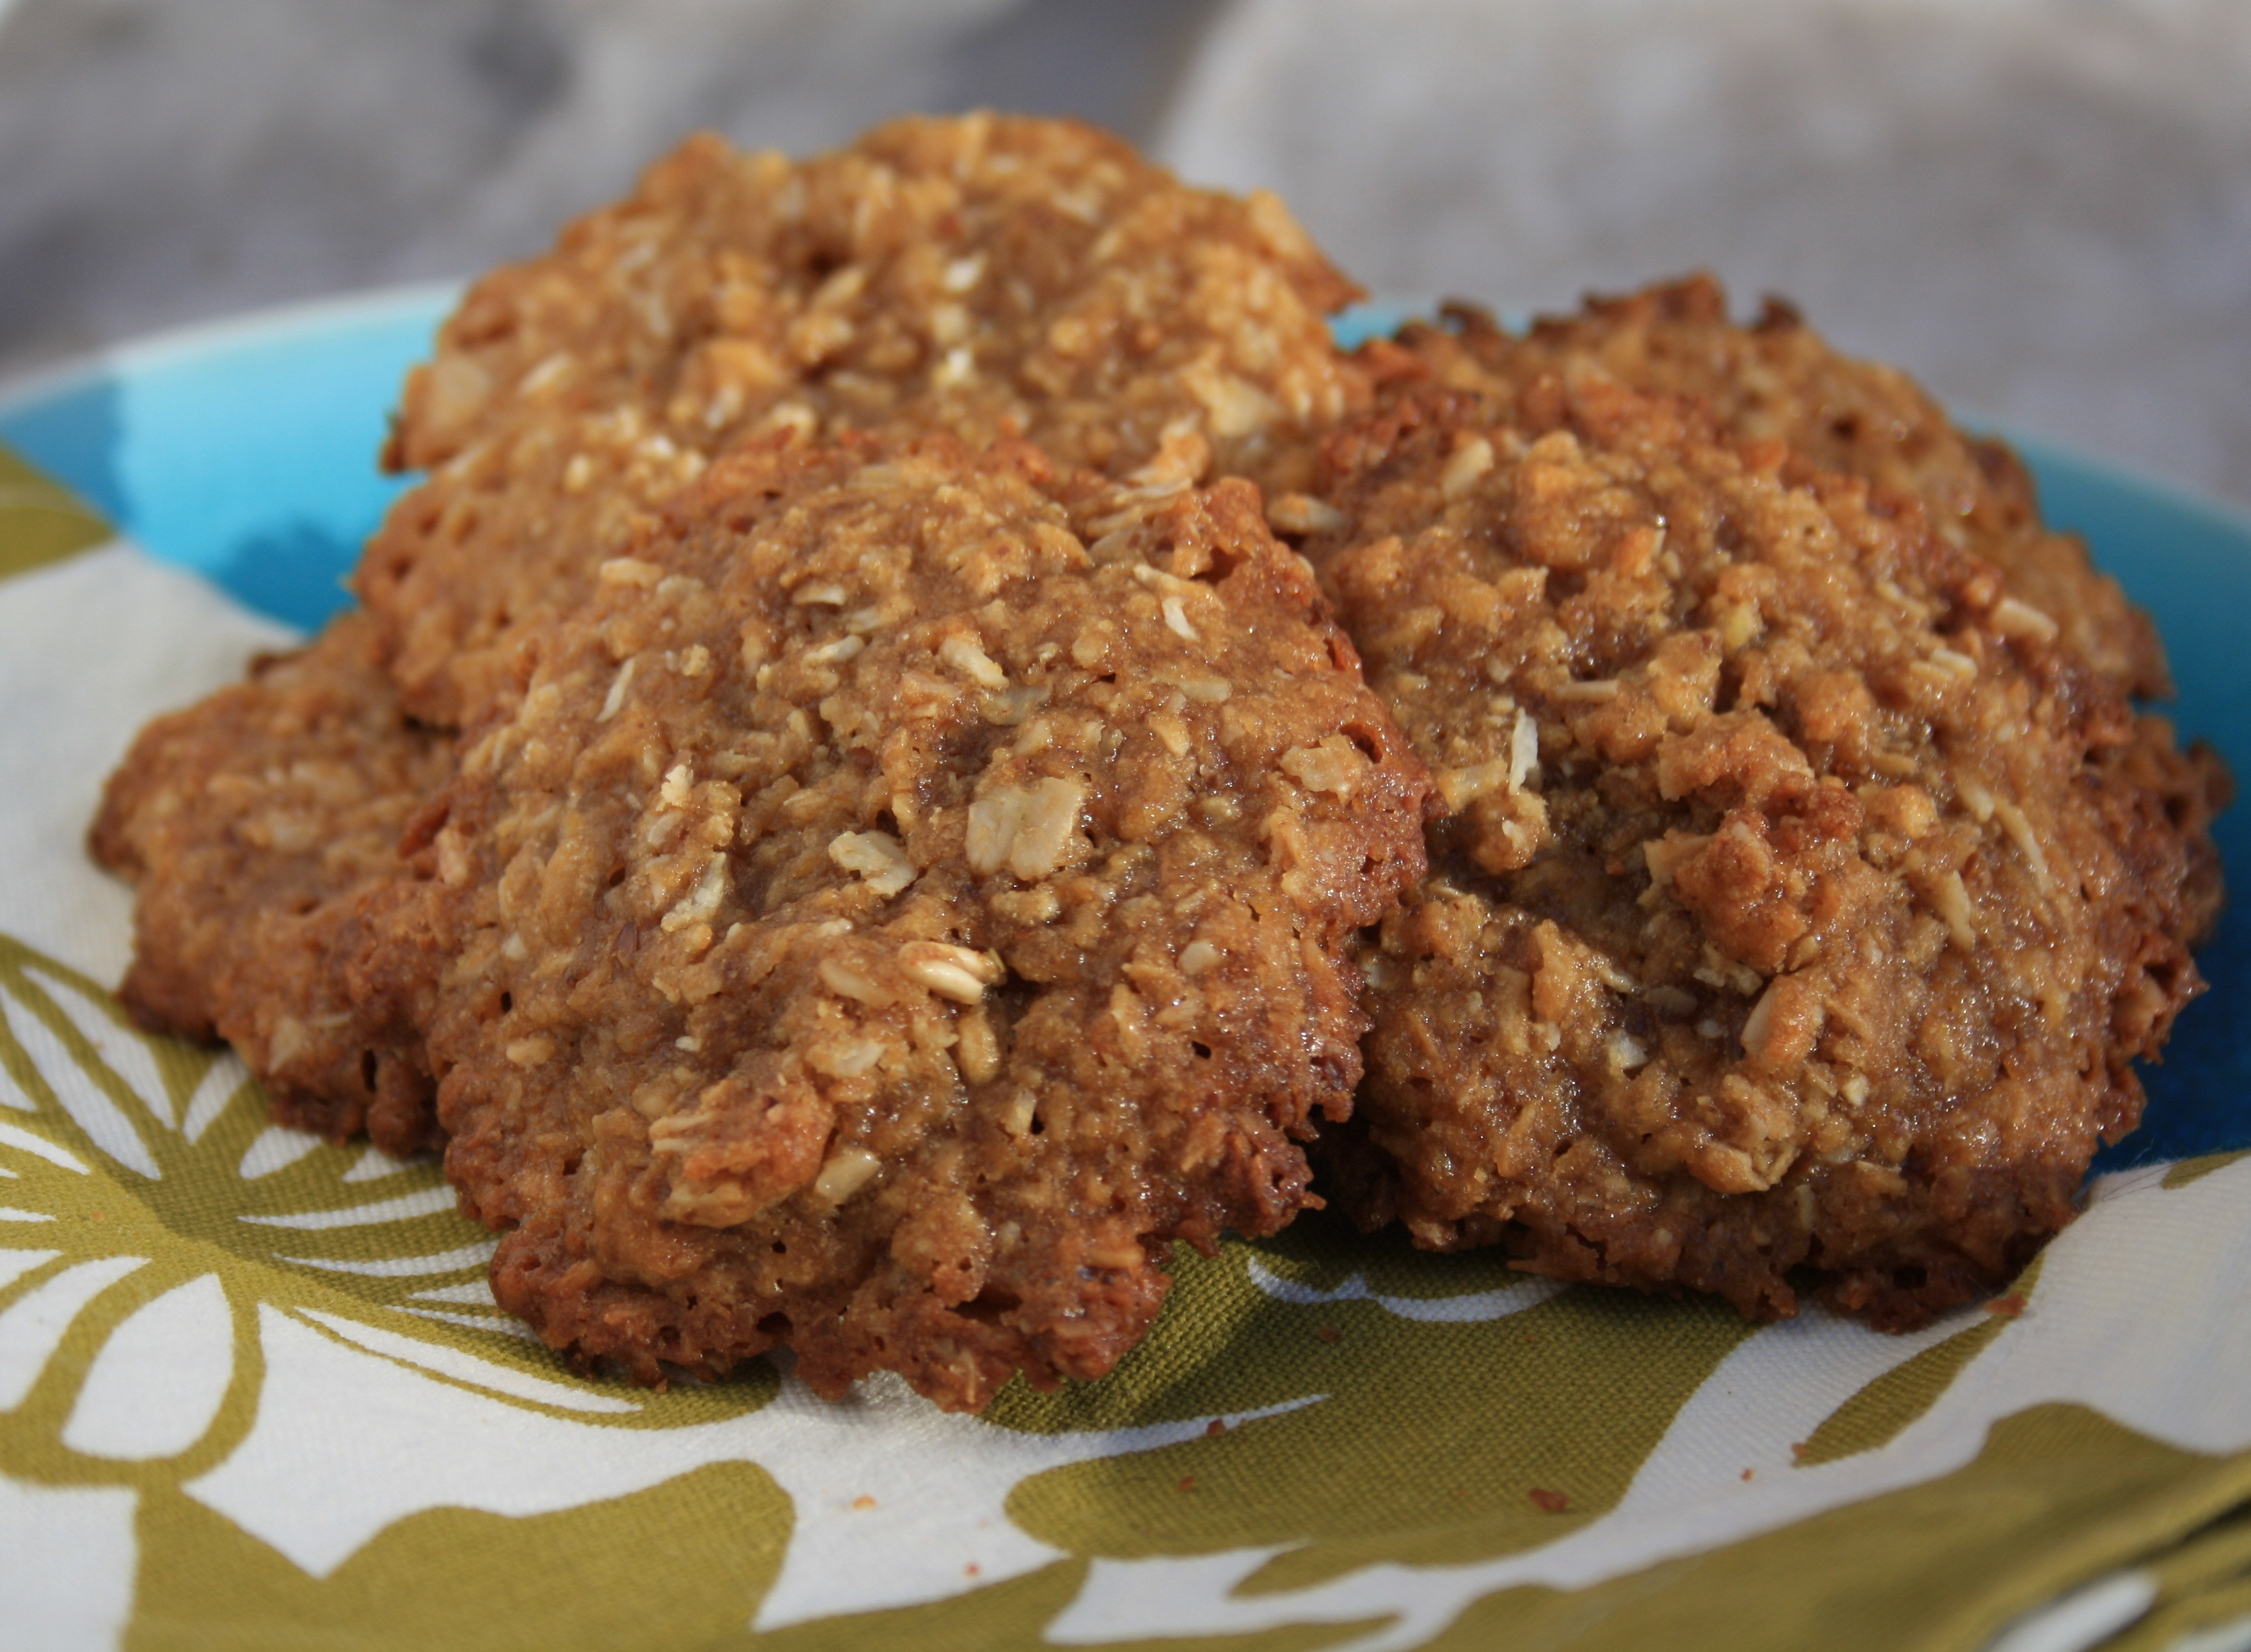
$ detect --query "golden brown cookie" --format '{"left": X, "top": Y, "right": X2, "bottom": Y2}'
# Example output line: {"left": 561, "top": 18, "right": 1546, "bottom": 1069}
{"left": 381, "top": 434, "right": 1427, "bottom": 1408}
{"left": 1359, "top": 274, "right": 2168, "bottom": 698}
{"left": 1299, "top": 379, "right": 2215, "bottom": 1330}
{"left": 88, "top": 613, "right": 448, "bottom": 1154}
{"left": 1341, "top": 275, "right": 2229, "bottom": 952}
{"left": 365, "top": 112, "right": 1370, "bottom": 727}
{"left": 92, "top": 112, "right": 1375, "bottom": 1160}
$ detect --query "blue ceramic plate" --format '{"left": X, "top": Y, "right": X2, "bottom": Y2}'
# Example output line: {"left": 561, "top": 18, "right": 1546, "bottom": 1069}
{"left": 1, "top": 288, "right": 2242, "bottom": 1169}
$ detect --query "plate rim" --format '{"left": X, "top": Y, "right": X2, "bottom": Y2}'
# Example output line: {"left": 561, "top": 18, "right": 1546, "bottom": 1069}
{"left": 1, "top": 281, "right": 2248, "bottom": 545}
{"left": 0, "top": 280, "right": 463, "bottom": 421}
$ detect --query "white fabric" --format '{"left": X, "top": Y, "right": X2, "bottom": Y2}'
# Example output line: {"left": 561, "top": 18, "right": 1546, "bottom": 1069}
{"left": 0, "top": 542, "right": 292, "bottom": 985}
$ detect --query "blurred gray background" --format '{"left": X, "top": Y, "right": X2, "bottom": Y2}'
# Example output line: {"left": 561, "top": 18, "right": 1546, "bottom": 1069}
{"left": 1, "top": 0, "right": 2246, "bottom": 508}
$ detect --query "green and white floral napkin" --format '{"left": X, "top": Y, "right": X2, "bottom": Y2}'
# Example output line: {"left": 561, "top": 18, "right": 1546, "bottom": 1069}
{"left": 2, "top": 443, "right": 2247, "bottom": 1652}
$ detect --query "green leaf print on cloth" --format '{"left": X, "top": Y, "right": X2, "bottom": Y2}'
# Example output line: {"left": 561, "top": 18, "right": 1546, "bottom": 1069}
{"left": 0, "top": 445, "right": 109, "bottom": 582}
{"left": 0, "top": 927, "right": 779, "bottom": 1490}
{"left": 7, "top": 932, "right": 2251, "bottom": 1652}
{"left": 1002, "top": 1219, "right": 1758, "bottom": 1593}
{"left": 0, "top": 930, "right": 1341, "bottom": 1643}
{"left": 1413, "top": 1406, "right": 2251, "bottom": 1652}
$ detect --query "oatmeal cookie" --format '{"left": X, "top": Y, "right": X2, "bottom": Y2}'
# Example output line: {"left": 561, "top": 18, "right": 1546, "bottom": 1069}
{"left": 384, "top": 435, "right": 1427, "bottom": 1408}
{"left": 88, "top": 613, "right": 448, "bottom": 1154}
{"left": 364, "top": 111, "right": 1370, "bottom": 727}
{"left": 1361, "top": 274, "right": 2167, "bottom": 698}
{"left": 85, "top": 411, "right": 692, "bottom": 1150}
{"left": 1345, "top": 275, "right": 2229, "bottom": 949}
{"left": 1301, "top": 379, "right": 2216, "bottom": 1330}
{"left": 92, "top": 111, "right": 1374, "bottom": 1156}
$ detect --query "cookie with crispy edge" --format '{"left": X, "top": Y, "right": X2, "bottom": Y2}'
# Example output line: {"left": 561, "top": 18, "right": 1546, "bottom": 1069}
{"left": 378, "top": 432, "right": 1427, "bottom": 1408}
{"left": 89, "top": 613, "right": 447, "bottom": 1154}
{"left": 1300, "top": 379, "right": 2213, "bottom": 1329}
